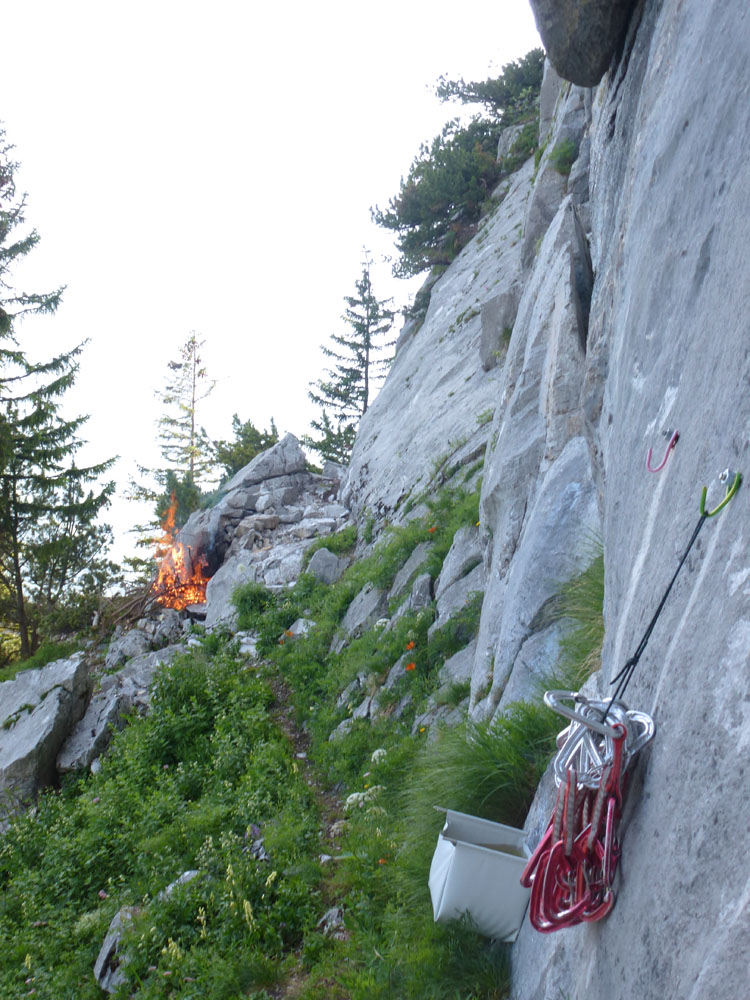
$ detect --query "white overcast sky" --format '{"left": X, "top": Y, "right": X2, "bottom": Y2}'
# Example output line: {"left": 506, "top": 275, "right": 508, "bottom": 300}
{"left": 0, "top": 0, "right": 540, "bottom": 562}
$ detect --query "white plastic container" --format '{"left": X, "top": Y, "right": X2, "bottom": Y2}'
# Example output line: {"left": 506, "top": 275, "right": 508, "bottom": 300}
{"left": 428, "top": 808, "right": 531, "bottom": 942}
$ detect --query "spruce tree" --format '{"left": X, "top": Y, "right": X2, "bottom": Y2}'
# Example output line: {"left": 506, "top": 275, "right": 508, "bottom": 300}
{"left": 306, "top": 257, "right": 394, "bottom": 463}
{"left": 0, "top": 387, "right": 115, "bottom": 657}
{"left": 0, "top": 123, "right": 115, "bottom": 659}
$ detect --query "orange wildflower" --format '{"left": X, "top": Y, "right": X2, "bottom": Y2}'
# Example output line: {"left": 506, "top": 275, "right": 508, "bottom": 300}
{"left": 378, "top": 858, "right": 388, "bottom": 865}
{"left": 405, "top": 640, "right": 416, "bottom": 651}
{"left": 285, "top": 629, "right": 294, "bottom": 637}
{"left": 405, "top": 661, "right": 416, "bottom": 672}
{"left": 427, "top": 526, "right": 437, "bottom": 533}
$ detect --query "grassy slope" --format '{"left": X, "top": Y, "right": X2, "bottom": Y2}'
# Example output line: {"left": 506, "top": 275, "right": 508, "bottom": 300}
{"left": 0, "top": 482, "right": 604, "bottom": 1000}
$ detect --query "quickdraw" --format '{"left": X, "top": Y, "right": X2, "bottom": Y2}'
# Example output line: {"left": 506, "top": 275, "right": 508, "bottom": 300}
{"left": 521, "top": 692, "right": 654, "bottom": 932}
{"left": 521, "top": 467, "right": 741, "bottom": 933}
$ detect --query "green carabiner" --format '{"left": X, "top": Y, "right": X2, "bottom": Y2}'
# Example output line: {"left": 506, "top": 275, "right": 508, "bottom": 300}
{"left": 700, "top": 470, "right": 742, "bottom": 517}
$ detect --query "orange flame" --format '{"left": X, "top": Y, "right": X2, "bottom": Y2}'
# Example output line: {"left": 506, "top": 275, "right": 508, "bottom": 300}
{"left": 151, "top": 492, "right": 209, "bottom": 610}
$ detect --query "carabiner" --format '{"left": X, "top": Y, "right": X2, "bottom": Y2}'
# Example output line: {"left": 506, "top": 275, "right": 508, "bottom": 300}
{"left": 646, "top": 428, "right": 679, "bottom": 473}
{"left": 699, "top": 469, "right": 742, "bottom": 517}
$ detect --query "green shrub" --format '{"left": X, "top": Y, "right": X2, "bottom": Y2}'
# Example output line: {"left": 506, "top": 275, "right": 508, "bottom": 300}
{"left": 0, "top": 635, "right": 322, "bottom": 999}
{"left": 303, "top": 525, "right": 357, "bottom": 567}
{"left": 548, "top": 137, "right": 578, "bottom": 176}
{"left": 547, "top": 547, "right": 605, "bottom": 687}
{"left": 500, "top": 119, "right": 539, "bottom": 174}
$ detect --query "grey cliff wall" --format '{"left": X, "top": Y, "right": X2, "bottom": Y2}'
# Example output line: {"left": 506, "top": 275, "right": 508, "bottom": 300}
{"left": 510, "top": 2, "right": 750, "bottom": 998}
{"left": 346, "top": 1, "right": 750, "bottom": 995}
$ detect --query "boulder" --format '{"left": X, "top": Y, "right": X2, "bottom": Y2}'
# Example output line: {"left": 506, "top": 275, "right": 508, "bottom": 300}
{"left": 528, "top": 0, "right": 639, "bottom": 86}
{"left": 0, "top": 654, "right": 89, "bottom": 804}
{"left": 293, "top": 517, "right": 337, "bottom": 539}
{"left": 430, "top": 564, "right": 484, "bottom": 636}
{"left": 221, "top": 433, "right": 308, "bottom": 493}
{"left": 281, "top": 618, "right": 314, "bottom": 641}
{"left": 145, "top": 609, "right": 183, "bottom": 647}
{"left": 411, "top": 702, "right": 466, "bottom": 737}
{"left": 438, "top": 639, "right": 477, "bottom": 686}
{"left": 203, "top": 556, "right": 255, "bottom": 629}
{"left": 57, "top": 682, "right": 135, "bottom": 772}
{"left": 235, "top": 631, "right": 258, "bottom": 657}
{"left": 435, "top": 527, "right": 483, "bottom": 603}
{"left": 322, "top": 460, "right": 347, "bottom": 483}
{"left": 94, "top": 906, "right": 138, "bottom": 993}
{"left": 104, "top": 628, "right": 150, "bottom": 671}
{"left": 157, "top": 869, "right": 199, "bottom": 901}
{"left": 58, "top": 644, "right": 184, "bottom": 774}
{"left": 388, "top": 542, "right": 432, "bottom": 601}
{"left": 308, "top": 547, "right": 347, "bottom": 585}
{"left": 330, "top": 583, "right": 388, "bottom": 654}
{"left": 390, "top": 572, "right": 433, "bottom": 625}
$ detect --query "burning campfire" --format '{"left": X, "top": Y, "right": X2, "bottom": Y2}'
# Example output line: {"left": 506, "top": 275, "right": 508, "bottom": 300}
{"left": 151, "top": 493, "right": 209, "bottom": 610}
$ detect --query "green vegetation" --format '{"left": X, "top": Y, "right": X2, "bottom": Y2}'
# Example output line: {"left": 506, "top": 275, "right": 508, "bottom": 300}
{"left": 548, "top": 138, "right": 578, "bottom": 177}
{"left": 0, "top": 480, "right": 606, "bottom": 997}
{"left": 373, "top": 50, "right": 544, "bottom": 277}
{"left": 0, "top": 125, "right": 116, "bottom": 662}
{"left": 549, "top": 546, "right": 605, "bottom": 687}
{"left": 0, "top": 638, "right": 321, "bottom": 998}
{"left": 212, "top": 415, "right": 279, "bottom": 484}
{"left": 302, "top": 524, "right": 358, "bottom": 568}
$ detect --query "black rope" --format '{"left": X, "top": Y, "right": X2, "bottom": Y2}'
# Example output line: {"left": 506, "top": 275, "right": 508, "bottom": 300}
{"left": 601, "top": 513, "right": 708, "bottom": 724}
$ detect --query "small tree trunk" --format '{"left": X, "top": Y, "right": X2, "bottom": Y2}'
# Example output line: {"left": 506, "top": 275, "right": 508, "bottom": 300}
{"left": 12, "top": 545, "right": 30, "bottom": 659}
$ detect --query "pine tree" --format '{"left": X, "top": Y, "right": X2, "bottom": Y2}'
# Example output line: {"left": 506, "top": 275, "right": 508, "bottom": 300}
{"left": 306, "top": 257, "right": 394, "bottom": 463}
{"left": 373, "top": 51, "right": 545, "bottom": 276}
{"left": 0, "top": 123, "right": 115, "bottom": 659}
{"left": 212, "top": 415, "right": 279, "bottom": 483}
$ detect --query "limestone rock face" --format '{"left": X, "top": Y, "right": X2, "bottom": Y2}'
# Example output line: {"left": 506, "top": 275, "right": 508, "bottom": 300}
{"left": 57, "top": 645, "right": 182, "bottom": 772}
{"left": 330, "top": 584, "right": 387, "bottom": 654}
{"left": 343, "top": 159, "right": 535, "bottom": 526}
{"left": 504, "top": 1, "right": 750, "bottom": 997}
{"left": 528, "top": 0, "right": 639, "bottom": 86}
{"left": 323, "top": 2, "right": 750, "bottom": 992}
